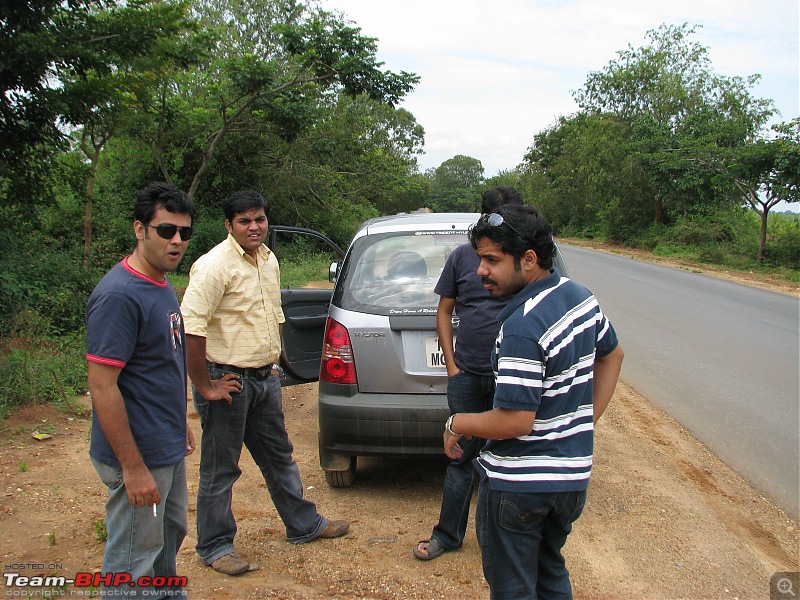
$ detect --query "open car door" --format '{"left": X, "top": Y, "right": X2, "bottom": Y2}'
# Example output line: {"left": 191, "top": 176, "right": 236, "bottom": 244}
{"left": 268, "top": 226, "right": 345, "bottom": 386}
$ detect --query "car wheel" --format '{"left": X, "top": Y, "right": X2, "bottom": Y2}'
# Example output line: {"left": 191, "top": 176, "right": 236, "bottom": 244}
{"left": 323, "top": 456, "right": 357, "bottom": 488}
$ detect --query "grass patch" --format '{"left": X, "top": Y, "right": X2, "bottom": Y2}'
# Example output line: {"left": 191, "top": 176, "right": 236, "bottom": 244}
{"left": 168, "top": 252, "right": 333, "bottom": 295}
{"left": 279, "top": 252, "right": 334, "bottom": 288}
{"left": 94, "top": 518, "right": 108, "bottom": 542}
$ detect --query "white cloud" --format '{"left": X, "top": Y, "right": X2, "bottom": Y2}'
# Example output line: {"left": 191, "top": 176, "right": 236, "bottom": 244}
{"left": 323, "top": 0, "right": 799, "bottom": 175}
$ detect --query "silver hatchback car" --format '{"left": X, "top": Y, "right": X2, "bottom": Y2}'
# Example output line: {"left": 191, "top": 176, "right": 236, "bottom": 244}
{"left": 273, "top": 213, "right": 569, "bottom": 487}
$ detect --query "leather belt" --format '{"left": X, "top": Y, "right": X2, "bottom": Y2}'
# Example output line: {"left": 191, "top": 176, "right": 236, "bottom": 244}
{"left": 207, "top": 362, "right": 272, "bottom": 380}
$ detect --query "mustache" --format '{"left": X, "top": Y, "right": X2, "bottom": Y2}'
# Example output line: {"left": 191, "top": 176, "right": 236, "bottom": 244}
{"left": 481, "top": 276, "right": 497, "bottom": 286}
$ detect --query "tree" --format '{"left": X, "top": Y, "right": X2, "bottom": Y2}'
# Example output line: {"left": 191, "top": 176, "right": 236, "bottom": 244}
{"left": 423, "top": 155, "right": 485, "bottom": 212}
{"left": 131, "top": 0, "right": 419, "bottom": 200}
{"left": 432, "top": 155, "right": 485, "bottom": 190}
{"left": 522, "top": 112, "right": 650, "bottom": 239}
{"left": 1, "top": 0, "right": 206, "bottom": 268}
{"left": 0, "top": 0, "right": 195, "bottom": 173}
{"left": 722, "top": 120, "right": 800, "bottom": 262}
{"left": 573, "top": 23, "right": 774, "bottom": 225}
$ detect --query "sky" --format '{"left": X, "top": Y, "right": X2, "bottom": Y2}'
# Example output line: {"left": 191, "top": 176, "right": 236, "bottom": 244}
{"left": 321, "top": 0, "right": 799, "bottom": 178}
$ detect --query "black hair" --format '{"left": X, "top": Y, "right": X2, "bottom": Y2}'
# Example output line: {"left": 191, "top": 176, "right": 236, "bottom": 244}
{"left": 480, "top": 185, "right": 523, "bottom": 214}
{"left": 134, "top": 182, "right": 196, "bottom": 225}
{"left": 469, "top": 204, "right": 555, "bottom": 270}
{"left": 224, "top": 190, "right": 269, "bottom": 222}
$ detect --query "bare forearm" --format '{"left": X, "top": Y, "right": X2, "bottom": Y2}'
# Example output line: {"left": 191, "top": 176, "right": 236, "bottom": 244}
{"left": 185, "top": 334, "right": 211, "bottom": 394}
{"left": 185, "top": 333, "right": 241, "bottom": 403}
{"left": 444, "top": 407, "right": 535, "bottom": 459}
{"left": 88, "top": 363, "right": 146, "bottom": 473}
{"left": 451, "top": 408, "right": 535, "bottom": 440}
{"left": 436, "top": 297, "right": 458, "bottom": 377}
{"left": 593, "top": 345, "right": 624, "bottom": 423}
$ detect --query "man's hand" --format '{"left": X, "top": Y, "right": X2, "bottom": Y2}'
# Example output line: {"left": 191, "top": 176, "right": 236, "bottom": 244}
{"left": 122, "top": 464, "right": 161, "bottom": 507}
{"left": 186, "top": 423, "right": 195, "bottom": 456}
{"left": 197, "top": 373, "right": 242, "bottom": 405}
{"left": 443, "top": 432, "right": 464, "bottom": 459}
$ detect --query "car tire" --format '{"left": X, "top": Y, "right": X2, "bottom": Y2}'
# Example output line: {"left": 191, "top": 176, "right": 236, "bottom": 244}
{"left": 323, "top": 456, "right": 357, "bottom": 488}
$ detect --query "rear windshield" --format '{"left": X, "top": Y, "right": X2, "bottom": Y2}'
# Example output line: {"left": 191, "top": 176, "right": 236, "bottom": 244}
{"left": 333, "top": 230, "right": 469, "bottom": 316}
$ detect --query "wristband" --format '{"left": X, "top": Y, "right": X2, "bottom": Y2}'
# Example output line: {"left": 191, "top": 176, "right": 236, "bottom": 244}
{"left": 445, "top": 414, "right": 462, "bottom": 438}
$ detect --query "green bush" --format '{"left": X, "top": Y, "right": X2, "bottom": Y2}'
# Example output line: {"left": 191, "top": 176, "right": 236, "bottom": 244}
{"left": 763, "top": 213, "right": 800, "bottom": 268}
{"left": 0, "top": 222, "right": 107, "bottom": 337}
{"left": 0, "top": 312, "right": 87, "bottom": 417}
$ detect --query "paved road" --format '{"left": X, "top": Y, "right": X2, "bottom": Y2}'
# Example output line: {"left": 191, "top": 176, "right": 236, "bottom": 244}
{"left": 560, "top": 244, "right": 800, "bottom": 520}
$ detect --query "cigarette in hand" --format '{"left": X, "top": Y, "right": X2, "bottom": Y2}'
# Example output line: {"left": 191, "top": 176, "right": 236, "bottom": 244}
{"left": 152, "top": 504, "right": 158, "bottom": 517}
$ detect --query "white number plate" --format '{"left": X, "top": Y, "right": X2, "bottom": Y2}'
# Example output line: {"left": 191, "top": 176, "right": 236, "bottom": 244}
{"left": 425, "top": 336, "right": 454, "bottom": 369}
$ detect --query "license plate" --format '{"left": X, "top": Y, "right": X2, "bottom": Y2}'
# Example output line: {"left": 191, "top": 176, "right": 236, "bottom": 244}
{"left": 425, "top": 336, "right": 454, "bottom": 369}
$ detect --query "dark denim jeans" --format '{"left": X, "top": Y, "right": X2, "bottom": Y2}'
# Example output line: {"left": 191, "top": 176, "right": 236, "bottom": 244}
{"left": 429, "top": 370, "right": 494, "bottom": 550}
{"left": 193, "top": 367, "right": 326, "bottom": 565}
{"left": 476, "top": 482, "right": 587, "bottom": 599}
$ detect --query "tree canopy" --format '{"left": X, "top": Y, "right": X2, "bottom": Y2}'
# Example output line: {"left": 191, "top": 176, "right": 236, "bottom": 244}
{"left": 522, "top": 22, "right": 792, "bottom": 258}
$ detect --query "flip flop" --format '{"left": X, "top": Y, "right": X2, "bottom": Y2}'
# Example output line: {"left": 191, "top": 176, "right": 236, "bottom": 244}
{"left": 413, "top": 538, "right": 447, "bottom": 561}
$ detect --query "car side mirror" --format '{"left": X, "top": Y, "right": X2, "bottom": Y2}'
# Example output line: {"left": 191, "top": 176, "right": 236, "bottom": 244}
{"left": 329, "top": 261, "right": 339, "bottom": 283}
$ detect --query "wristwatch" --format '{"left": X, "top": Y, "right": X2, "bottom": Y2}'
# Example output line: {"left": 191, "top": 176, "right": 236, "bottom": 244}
{"left": 445, "top": 414, "right": 462, "bottom": 438}
{"left": 270, "top": 364, "right": 284, "bottom": 376}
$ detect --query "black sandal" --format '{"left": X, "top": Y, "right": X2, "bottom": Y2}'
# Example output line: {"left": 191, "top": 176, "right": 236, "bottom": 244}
{"left": 413, "top": 538, "right": 447, "bottom": 561}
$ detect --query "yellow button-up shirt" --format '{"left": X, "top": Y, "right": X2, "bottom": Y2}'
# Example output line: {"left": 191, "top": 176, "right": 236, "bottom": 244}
{"left": 181, "top": 234, "right": 284, "bottom": 368}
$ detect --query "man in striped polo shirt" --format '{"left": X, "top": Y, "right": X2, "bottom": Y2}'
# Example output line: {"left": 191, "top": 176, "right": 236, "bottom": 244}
{"left": 443, "top": 205, "right": 623, "bottom": 599}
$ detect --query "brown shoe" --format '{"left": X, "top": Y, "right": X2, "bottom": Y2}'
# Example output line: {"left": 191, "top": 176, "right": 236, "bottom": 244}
{"left": 210, "top": 552, "right": 259, "bottom": 576}
{"left": 317, "top": 519, "right": 350, "bottom": 539}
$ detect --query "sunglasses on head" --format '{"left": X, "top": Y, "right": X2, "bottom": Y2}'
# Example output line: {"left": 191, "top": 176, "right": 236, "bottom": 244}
{"left": 486, "top": 212, "right": 524, "bottom": 239}
{"left": 147, "top": 223, "right": 194, "bottom": 241}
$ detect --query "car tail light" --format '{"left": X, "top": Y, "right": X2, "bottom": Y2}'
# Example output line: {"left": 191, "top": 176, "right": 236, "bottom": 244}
{"left": 320, "top": 317, "right": 357, "bottom": 385}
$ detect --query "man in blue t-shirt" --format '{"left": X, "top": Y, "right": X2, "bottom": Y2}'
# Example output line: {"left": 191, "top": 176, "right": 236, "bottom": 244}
{"left": 86, "top": 182, "right": 196, "bottom": 597}
{"left": 414, "top": 186, "right": 521, "bottom": 561}
{"left": 443, "top": 205, "right": 624, "bottom": 599}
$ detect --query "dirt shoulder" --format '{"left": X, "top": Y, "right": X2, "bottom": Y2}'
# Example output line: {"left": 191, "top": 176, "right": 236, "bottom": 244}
{"left": 1, "top": 249, "right": 798, "bottom": 599}
{"left": 2, "top": 389, "right": 799, "bottom": 599}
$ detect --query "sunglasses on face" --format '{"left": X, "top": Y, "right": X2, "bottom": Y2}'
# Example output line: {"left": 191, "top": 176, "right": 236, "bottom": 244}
{"left": 147, "top": 223, "right": 194, "bottom": 241}
{"left": 486, "top": 212, "right": 524, "bottom": 239}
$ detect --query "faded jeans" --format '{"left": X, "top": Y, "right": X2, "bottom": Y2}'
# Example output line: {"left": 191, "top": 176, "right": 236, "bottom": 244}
{"left": 193, "top": 366, "right": 327, "bottom": 565}
{"left": 429, "top": 370, "right": 494, "bottom": 550}
{"left": 92, "top": 458, "right": 188, "bottom": 598}
{"left": 476, "top": 481, "right": 587, "bottom": 599}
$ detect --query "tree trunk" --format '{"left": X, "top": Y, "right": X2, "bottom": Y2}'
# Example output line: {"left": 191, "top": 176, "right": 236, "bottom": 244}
{"left": 655, "top": 196, "right": 664, "bottom": 224}
{"left": 758, "top": 207, "right": 768, "bottom": 264}
{"left": 83, "top": 178, "right": 93, "bottom": 268}
{"left": 80, "top": 127, "right": 109, "bottom": 268}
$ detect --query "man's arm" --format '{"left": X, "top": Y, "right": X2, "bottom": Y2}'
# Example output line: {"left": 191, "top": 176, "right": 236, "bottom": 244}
{"left": 88, "top": 361, "right": 160, "bottom": 507}
{"left": 185, "top": 334, "right": 241, "bottom": 404}
{"left": 436, "top": 296, "right": 459, "bottom": 377}
{"left": 592, "top": 345, "right": 624, "bottom": 423}
{"left": 443, "top": 408, "right": 535, "bottom": 459}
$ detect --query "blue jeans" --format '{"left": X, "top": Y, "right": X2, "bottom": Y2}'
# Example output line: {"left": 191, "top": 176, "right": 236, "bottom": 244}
{"left": 193, "top": 367, "right": 327, "bottom": 564}
{"left": 476, "top": 482, "right": 587, "bottom": 599}
{"left": 92, "top": 458, "right": 188, "bottom": 598}
{"left": 430, "top": 370, "right": 494, "bottom": 550}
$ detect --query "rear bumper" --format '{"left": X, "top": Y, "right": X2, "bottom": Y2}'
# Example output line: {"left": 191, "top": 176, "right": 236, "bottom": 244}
{"left": 318, "top": 384, "right": 449, "bottom": 459}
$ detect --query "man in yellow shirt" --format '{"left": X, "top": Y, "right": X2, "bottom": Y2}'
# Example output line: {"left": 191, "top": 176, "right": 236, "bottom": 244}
{"left": 181, "top": 190, "right": 349, "bottom": 576}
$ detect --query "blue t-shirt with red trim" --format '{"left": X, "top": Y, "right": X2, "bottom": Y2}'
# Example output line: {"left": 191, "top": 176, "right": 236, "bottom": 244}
{"left": 434, "top": 243, "right": 508, "bottom": 375}
{"left": 86, "top": 259, "right": 187, "bottom": 469}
